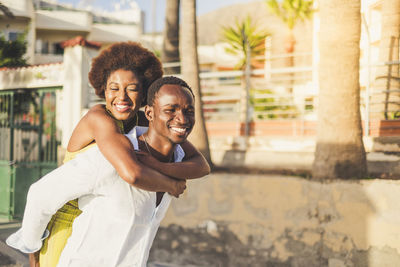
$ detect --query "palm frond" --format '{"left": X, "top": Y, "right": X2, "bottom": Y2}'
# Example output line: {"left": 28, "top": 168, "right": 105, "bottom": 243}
{"left": 265, "top": 0, "right": 314, "bottom": 30}
{"left": 221, "top": 16, "right": 269, "bottom": 69}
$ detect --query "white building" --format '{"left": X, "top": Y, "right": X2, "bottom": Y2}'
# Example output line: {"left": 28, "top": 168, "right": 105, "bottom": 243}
{"left": 0, "top": 0, "right": 143, "bottom": 65}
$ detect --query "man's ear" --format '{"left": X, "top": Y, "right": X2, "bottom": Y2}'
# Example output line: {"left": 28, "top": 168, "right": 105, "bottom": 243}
{"left": 144, "top": 105, "right": 154, "bottom": 122}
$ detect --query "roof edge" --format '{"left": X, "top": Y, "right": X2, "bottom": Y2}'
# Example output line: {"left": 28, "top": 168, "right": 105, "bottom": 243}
{"left": 60, "top": 36, "right": 101, "bottom": 50}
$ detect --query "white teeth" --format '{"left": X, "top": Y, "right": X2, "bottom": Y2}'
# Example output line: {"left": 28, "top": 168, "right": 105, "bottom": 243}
{"left": 115, "top": 104, "right": 129, "bottom": 110}
{"left": 171, "top": 127, "right": 186, "bottom": 133}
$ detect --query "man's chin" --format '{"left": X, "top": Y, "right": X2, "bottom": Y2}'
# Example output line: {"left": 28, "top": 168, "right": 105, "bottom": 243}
{"left": 171, "top": 135, "right": 189, "bottom": 144}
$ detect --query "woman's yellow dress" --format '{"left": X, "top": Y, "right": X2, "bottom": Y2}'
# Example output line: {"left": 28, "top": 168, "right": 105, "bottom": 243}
{"left": 39, "top": 115, "right": 133, "bottom": 266}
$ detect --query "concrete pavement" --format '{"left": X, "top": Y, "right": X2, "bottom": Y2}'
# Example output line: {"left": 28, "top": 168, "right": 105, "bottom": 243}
{"left": 0, "top": 221, "right": 183, "bottom": 267}
{"left": 0, "top": 221, "right": 28, "bottom": 267}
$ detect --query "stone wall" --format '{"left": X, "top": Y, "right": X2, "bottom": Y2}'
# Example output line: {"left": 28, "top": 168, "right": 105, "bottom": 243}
{"left": 209, "top": 136, "right": 400, "bottom": 178}
{"left": 149, "top": 173, "right": 400, "bottom": 267}
{"left": 0, "top": 63, "right": 63, "bottom": 90}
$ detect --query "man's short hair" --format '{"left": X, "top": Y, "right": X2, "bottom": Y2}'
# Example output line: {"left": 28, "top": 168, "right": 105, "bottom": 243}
{"left": 147, "top": 76, "right": 194, "bottom": 106}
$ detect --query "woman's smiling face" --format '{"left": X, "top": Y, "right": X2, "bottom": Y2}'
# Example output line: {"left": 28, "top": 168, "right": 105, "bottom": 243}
{"left": 105, "top": 69, "right": 143, "bottom": 122}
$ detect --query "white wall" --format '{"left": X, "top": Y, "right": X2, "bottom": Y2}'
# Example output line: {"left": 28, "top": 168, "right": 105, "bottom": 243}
{"left": 35, "top": 10, "right": 92, "bottom": 32}
{"left": 34, "top": 54, "right": 63, "bottom": 64}
{"left": 88, "top": 23, "right": 141, "bottom": 44}
{"left": 2, "top": 0, "right": 34, "bottom": 18}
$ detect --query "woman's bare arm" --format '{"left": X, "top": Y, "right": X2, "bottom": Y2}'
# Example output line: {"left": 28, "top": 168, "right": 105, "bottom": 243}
{"left": 136, "top": 140, "right": 211, "bottom": 180}
{"left": 70, "top": 105, "right": 185, "bottom": 197}
{"left": 77, "top": 105, "right": 210, "bottom": 181}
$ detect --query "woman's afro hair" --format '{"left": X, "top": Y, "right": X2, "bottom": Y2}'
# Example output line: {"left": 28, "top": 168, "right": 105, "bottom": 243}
{"left": 89, "top": 42, "right": 163, "bottom": 103}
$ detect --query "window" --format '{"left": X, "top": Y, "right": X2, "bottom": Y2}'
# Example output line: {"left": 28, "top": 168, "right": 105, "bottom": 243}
{"left": 8, "top": 32, "right": 22, "bottom": 41}
{"left": 35, "top": 39, "right": 42, "bottom": 53}
{"left": 36, "top": 39, "right": 50, "bottom": 54}
{"left": 53, "top": 43, "right": 64, "bottom": 55}
{"left": 41, "top": 41, "right": 49, "bottom": 54}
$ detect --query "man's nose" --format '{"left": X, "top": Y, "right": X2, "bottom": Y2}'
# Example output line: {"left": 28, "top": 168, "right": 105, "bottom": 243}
{"left": 175, "top": 110, "right": 188, "bottom": 124}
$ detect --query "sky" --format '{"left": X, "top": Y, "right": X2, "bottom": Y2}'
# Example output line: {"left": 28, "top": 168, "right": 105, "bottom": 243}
{"left": 56, "top": 0, "right": 255, "bottom": 33}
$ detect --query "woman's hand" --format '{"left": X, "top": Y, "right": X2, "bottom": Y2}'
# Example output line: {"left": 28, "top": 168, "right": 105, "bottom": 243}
{"left": 135, "top": 151, "right": 187, "bottom": 197}
{"left": 169, "top": 179, "right": 187, "bottom": 198}
{"left": 135, "top": 140, "right": 210, "bottom": 180}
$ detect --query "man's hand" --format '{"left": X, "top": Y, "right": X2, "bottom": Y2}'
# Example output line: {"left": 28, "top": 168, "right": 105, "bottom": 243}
{"left": 169, "top": 179, "right": 186, "bottom": 198}
{"left": 29, "top": 252, "right": 40, "bottom": 267}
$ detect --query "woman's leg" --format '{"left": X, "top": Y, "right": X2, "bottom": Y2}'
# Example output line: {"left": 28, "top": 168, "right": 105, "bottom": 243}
{"left": 39, "top": 201, "right": 81, "bottom": 267}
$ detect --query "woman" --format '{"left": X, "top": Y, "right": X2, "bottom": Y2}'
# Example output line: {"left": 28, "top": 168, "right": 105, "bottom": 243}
{"left": 33, "top": 42, "right": 210, "bottom": 266}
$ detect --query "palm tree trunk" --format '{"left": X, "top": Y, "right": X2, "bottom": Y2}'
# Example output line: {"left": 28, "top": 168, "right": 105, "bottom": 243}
{"left": 180, "top": 0, "right": 212, "bottom": 164}
{"left": 162, "top": 0, "right": 180, "bottom": 74}
{"left": 284, "top": 30, "right": 295, "bottom": 92}
{"left": 312, "top": 0, "right": 366, "bottom": 179}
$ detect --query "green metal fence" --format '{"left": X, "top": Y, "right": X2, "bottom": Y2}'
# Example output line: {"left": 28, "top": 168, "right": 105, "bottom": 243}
{"left": 0, "top": 87, "right": 61, "bottom": 220}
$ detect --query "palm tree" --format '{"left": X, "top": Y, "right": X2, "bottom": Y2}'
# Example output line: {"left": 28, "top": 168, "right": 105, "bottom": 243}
{"left": 265, "top": 0, "right": 313, "bottom": 54}
{"left": 221, "top": 16, "right": 269, "bottom": 70}
{"left": 161, "top": 0, "right": 180, "bottom": 74}
{"left": 312, "top": 0, "right": 366, "bottom": 179}
{"left": 180, "top": 0, "right": 212, "bottom": 164}
{"left": 222, "top": 17, "right": 269, "bottom": 137}
{"left": 265, "top": 0, "right": 313, "bottom": 92}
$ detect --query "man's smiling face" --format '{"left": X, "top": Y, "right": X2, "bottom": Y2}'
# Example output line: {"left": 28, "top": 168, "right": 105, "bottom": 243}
{"left": 148, "top": 84, "right": 195, "bottom": 145}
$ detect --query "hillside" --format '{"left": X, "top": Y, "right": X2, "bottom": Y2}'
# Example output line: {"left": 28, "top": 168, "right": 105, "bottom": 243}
{"left": 197, "top": 1, "right": 313, "bottom": 57}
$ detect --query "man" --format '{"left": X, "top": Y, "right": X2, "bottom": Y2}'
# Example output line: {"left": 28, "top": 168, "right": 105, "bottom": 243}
{"left": 7, "top": 76, "right": 196, "bottom": 266}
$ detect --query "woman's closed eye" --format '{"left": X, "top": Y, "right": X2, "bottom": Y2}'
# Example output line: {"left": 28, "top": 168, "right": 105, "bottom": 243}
{"left": 127, "top": 87, "right": 139, "bottom": 92}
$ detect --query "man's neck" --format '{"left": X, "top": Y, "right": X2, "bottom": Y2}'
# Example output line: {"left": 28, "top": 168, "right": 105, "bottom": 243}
{"left": 141, "top": 129, "right": 176, "bottom": 163}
